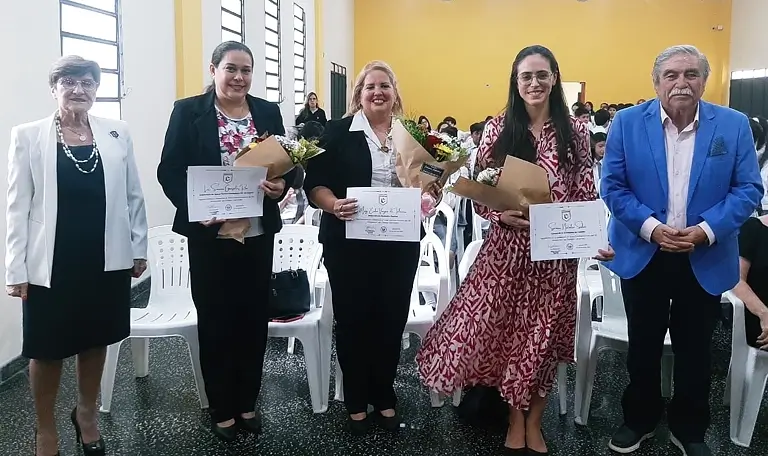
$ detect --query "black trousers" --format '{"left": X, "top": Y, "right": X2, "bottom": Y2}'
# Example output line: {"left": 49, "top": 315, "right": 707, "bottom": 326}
{"left": 620, "top": 251, "right": 721, "bottom": 442}
{"left": 323, "top": 239, "right": 420, "bottom": 415}
{"left": 187, "top": 234, "right": 274, "bottom": 423}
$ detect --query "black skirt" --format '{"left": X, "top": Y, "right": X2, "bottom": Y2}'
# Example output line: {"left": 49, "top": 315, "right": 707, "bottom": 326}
{"left": 22, "top": 144, "right": 131, "bottom": 360}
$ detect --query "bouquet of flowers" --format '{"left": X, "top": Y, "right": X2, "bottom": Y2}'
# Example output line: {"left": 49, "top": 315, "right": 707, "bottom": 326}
{"left": 449, "top": 156, "right": 551, "bottom": 217}
{"left": 219, "top": 134, "right": 324, "bottom": 242}
{"left": 391, "top": 118, "right": 469, "bottom": 190}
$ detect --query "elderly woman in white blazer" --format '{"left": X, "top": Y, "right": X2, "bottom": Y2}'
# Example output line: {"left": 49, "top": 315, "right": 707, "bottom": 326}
{"left": 5, "top": 55, "right": 147, "bottom": 456}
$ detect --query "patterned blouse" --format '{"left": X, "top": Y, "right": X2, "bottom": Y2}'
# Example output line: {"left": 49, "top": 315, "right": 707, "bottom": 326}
{"left": 216, "top": 107, "right": 264, "bottom": 236}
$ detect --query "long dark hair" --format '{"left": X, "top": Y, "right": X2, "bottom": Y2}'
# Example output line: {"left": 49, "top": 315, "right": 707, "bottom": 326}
{"left": 418, "top": 115, "right": 432, "bottom": 131}
{"left": 492, "top": 45, "right": 576, "bottom": 170}
{"left": 301, "top": 92, "right": 319, "bottom": 115}
{"left": 204, "top": 41, "right": 255, "bottom": 93}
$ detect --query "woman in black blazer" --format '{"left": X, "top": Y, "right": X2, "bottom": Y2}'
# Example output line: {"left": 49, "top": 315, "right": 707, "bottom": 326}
{"left": 304, "top": 61, "right": 437, "bottom": 434}
{"left": 157, "top": 41, "right": 295, "bottom": 441}
{"left": 295, "top": 92, "right": 327, "bottom": 126}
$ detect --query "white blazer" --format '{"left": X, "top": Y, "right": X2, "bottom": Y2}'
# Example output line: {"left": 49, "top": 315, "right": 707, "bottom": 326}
{"left": 5, "top": 113, "right": 148, "bottom": 287}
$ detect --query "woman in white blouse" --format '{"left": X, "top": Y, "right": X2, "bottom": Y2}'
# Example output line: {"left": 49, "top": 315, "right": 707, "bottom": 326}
{"left": 304, "top": 61, "right": 439, "bottom": 434}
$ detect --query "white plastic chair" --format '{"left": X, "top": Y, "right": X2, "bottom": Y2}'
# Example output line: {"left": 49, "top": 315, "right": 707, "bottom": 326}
{"left": 334, "top": 233, "right": 456, "bottom": 407}
{"left": 573, "top": 264, "right": 674, "bottom": 425}
{"left": 100, "top": 226, "right": 208, "bottom": 413}
{"left": 420, "top": 202, "right": 455, "bottom": 293}
{"left": 723, "top": 291, "right": 768, "bottom": 447}
{"left": 268, "top": 224, "right": 332, "bottom": 413}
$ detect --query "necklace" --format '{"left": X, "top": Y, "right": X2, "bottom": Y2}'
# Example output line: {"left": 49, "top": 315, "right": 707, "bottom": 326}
{"left": 55, "top": 114, "right": 100, "bottom": 174}
{"left": 373, "top": 125, "right": 393, "bottom": 153}
{"left": 64, "top": 126, "right": 88, "bottom": 142}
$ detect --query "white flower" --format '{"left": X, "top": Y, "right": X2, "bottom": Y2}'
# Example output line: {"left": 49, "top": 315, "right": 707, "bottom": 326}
{"left": 477, "top": 168, "right": 501, "bottom": 186}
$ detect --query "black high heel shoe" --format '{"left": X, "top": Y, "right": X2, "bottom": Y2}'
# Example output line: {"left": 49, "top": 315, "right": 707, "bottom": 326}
{"left": 70, "top": 408, "right": 105, "bottom": 456}
{"left": 34, "top": 430, "right": 60, "bottom": 456}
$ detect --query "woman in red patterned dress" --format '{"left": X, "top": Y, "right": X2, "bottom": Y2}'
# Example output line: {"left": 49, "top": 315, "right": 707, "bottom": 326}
{"left": 417, "top": 45, "right": 614, "bottom": 455}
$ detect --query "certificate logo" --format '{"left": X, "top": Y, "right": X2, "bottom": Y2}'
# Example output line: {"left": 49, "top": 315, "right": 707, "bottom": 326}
{"left": 566, "top": 242, "right": 573, "bottom": 250}
{"left": 381, "top": 226, "right": 387, "bottom": 233}
{"left": 223, "top": 172, "right": 233, "bottom": 184}
{"left": 225, "top": 204, "right": 232, "bottom": 211}
{"left": 379, "top": 194, "right": 388, "bottom": 205}
{"left": 561, "top": 210, "right": 572, "bottom": 222}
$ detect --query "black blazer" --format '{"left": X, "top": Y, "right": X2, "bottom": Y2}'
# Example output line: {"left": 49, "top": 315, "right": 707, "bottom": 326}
{"left": 296, "top": 107, "right": 327, "bottom": 126}
{"left": 303, "top": 116, "right": 424, "bottom": 244}
{"left": 157, "top": 91, "right": 295, "bottom": 239}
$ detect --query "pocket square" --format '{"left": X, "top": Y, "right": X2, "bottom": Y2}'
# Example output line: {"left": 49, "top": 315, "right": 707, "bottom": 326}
{"left": 708, "top": 136, "right": 727, "bottom": 156}
{"left": 109, "top": 130, "right": 119, "bottom": 138}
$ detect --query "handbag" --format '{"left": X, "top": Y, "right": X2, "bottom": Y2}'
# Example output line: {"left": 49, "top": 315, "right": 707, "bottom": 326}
{"left": 268, "top": 269, "right": 311, "bottom": 320}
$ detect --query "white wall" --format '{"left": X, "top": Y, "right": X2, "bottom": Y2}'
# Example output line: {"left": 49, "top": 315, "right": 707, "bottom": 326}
{"left": 201, "top": 0, "right": 317, "bottom": 128}
{"left": 730, "top": 0, "right": 768, "bottom": 71}
{"left": 0, "top": 0, "right": 176, "bottom": 368}
{"left": 320, "top": 0, "right": 354, "bottom": 113}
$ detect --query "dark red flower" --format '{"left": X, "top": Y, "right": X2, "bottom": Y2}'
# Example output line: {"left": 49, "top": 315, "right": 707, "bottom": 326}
{"left": 425, "top": 134, "right": 443, "bottom": 157}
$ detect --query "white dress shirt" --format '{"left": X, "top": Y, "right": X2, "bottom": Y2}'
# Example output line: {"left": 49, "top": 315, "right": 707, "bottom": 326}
{"left": 639, "top": 105, "right": 716, "bottom": 244}
{"left": 758, "top": 145, "right": 768, "bottom": 210}
{"left": 349, "top": 111, "right": 399, "bottom": 187}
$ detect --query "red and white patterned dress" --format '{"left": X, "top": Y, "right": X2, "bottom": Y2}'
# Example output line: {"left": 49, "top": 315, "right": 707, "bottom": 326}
{"left": 417, "top": 115, "right": 596, "bottom": 410}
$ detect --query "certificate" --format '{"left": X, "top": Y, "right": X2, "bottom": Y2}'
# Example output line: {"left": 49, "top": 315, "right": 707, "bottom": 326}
{"left": 529, "top": 200, "right": 608, "bottom": 261}
{"left": 346, "top": 187, "right": 421, "bottom": 242}
{"left": 186, "top": 166, "right": 267, "bottom": 222}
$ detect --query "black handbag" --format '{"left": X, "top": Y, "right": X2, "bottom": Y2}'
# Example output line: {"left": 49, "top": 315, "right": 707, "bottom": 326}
{"left": 268, "top": 269, "right": 311, "bottom": 320}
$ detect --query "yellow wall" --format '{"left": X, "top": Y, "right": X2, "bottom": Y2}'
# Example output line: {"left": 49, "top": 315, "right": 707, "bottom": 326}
{"left": 174, "top": 0, "right": 204, "bottom": 99}
{"left": 355, "top": 0, "right": 732, "bottom": 128}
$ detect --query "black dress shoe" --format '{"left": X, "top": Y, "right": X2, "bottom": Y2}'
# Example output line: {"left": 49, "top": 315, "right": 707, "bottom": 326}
{"left": 502, "top": 446, "right": 526, "bottom": 455}
{"left": 670, "top": 433, "right": 712, "bottom": 456}
{"left": 346, "top": 415, "right": 371, "bottom": 435}
{"left": 237, "top": 413, "right": 263, "bottom": 434}
{"left": 211, "top": 423, "right": 238, "bottom": 442}
{"left": 607, "top": 424, "right": 654, "bottom": 454}
{"left": 374, "top": 411, "right": 401, "bottom": 432}
{"left": 527, "top": 448, "right": 548, "bottom": 456}
{"left": 70, "top": 408, "right": 105, "bottom": 456}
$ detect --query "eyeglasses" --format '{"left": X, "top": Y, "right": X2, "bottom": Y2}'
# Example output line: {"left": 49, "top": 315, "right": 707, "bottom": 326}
{"left": 59, "top": 78, "right": 99, "bottom": 92}
{"left": 517, "top": 71, "right": 554, "bottom": 85}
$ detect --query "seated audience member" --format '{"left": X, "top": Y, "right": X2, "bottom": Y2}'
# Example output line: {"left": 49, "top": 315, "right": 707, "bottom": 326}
{"left": 418, "top": 115, "right": 432, "bottom": 132}
{"left": 574, "top": 106, "right": 591, "bottom": 124}
{"left": 751, "top": 116, "right": 768, "bottom": 214}
{"left": 436, "top": 121, "right": 450, "bottom": 133}
{"left": 591, "top": 131, "right": 607, "bottom": 191}
{"left": 637, "top": 98, "right": 646, "bottom": 104}
{"left": 734, "top": 215, "right": 768, "bottom": 349}
{"left": 485, "top": 115, "right": 493, "bottom": 122}
{"left": 460, "top": 121, "right": 487, "bottom": 247}
{"left": 600, "top": 102, "right": 609, "bottom": 110}
{"left": 584, "top": 101, "right": 595, "bottom": 116}
{"left": 571, "top": 101, "right": 584, "bottom": 115}
{"left": 299, "top": 120, "right": 324, "bottom": 141}
{"left": 591, "top": 108, "right": 610, "bottom": 134}
{"left": 607, "top": 103, "right": 618, "bottom": 119}
{"left": 443, "top": 116, "right": 457, "bottom": 127}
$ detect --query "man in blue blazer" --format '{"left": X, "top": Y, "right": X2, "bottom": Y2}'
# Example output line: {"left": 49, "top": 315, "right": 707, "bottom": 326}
{"left": 601, "top": 45, "right": 763, "bottom": 456}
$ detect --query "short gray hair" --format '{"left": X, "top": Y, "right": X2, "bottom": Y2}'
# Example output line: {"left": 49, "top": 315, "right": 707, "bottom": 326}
{"left": 48, "top": 55, "right": 101, "bottom": 88}
{"left": 652, "top": 45, "right": 710, "bottom": 84}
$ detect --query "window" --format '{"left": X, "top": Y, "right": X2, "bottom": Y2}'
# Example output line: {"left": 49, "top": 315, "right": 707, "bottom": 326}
{"left": 293, "top": 4, "right": 306, "bottom": 115}
{"left": 221, "top": 0, "right": 244, "bottom": 43}
{"left": 265, "top": 0, "right": 281, "bottom": 102}
{"left": 59, "top": 0, "right": 123, "bottom": 119}
{"left": 732, "top": 69, "right": 768, "bottom": 80}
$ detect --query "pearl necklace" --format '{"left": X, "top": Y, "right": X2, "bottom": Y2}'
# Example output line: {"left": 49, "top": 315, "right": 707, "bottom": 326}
{"left": 55, "top": 115, "right": 100, "bottom": 174}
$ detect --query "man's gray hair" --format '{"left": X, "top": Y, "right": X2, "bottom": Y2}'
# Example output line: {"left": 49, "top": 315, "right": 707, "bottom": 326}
{"left": 652, "top": 45, "right": 710, "bottom": 84}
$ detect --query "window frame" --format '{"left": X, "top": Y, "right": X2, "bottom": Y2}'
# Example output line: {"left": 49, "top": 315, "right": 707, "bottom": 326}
{"left": 293, "top": 4, "right": 306, "bottom": 115}
{"left": 265, "top": 0, "right": 281, "bottom": 103}
{"left": 221, "top": 0, "right": 245, "bottom": 43}
{"left": 59, "top": 0, "right": 123, "bottom": 118}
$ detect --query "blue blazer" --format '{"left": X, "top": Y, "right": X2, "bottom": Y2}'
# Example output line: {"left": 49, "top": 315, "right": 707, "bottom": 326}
{"left": 600, "top": 99, "right": 763, "bottom": 295}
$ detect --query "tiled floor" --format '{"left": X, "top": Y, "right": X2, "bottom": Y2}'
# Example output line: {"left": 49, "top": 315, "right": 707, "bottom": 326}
{"left": 0, "top": 319, "right": 765, "bottom": 455}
